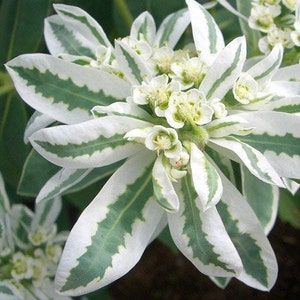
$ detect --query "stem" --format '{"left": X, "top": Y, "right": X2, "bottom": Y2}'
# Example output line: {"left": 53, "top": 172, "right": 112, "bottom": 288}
{"left": 114, "top": 0, "right": 134, "bottom": 30}
{"left": 0, "top": 71, "right": 14, "bottom": 96}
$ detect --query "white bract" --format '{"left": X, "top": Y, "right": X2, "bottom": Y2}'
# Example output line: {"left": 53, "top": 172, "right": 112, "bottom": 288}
{"left": 5, "top": 0, "right": 300, "bottom": 297}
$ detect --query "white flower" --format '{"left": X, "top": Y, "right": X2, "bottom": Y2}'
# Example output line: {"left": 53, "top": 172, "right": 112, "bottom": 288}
{"left": 11, "top": 252, "right": 33, "bottom": 280}
{"left": 144, "top": 125, "right": 182, "bottom": 158}
{"left": 233, "top": 73, "right": 259, "bottom": 104}
{"left": 165, "top": 89, "right": 214, "bottom": 128}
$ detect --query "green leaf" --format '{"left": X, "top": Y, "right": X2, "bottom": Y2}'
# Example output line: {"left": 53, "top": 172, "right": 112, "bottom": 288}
{"left": 6, "top": 54, "right": 130, "bottom": 124}
{"left": 0, "top": 0, "right": 51, "bottom": 66}
{"left": 241, "top": 165, "right": 279, "bottom": 234}
{"left": 18, "top": 149, "right": 60, "bottom": 197}
{"left": 168, "top": 173, "right": 242, "bottom": 277}
{"left": 55, "top": 150, "right": 163, "bottom": 295}
{"left": 30, "top": 116, "right": 150, "bottom": 169}
{"left": 278, "top": 189, "right": 300, "bottom": 229}
{"left": 216, "top": 170, "right": 278, "bottom": 291}
{"left": 0, "top": 93, "right": 29, "bottom": 188}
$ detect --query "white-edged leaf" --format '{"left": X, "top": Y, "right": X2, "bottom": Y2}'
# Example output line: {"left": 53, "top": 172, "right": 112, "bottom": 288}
{"left": 31, "top": 197, "right": 62, "bottom": 231}
{"left": 247, "top": 43, "right": 283, "bottom": 86}
{"left": 29, "top": 115, "right": 151, "bottom": 169}
{"left": 44, "top": 15, "right": 96, "bottom": 58}
{"left": 235, "top": 111, "right": 300, "bottom": 179}
{"left": 241, "top": 165, "right": 279, "bottom": 234}
{"left": 209, "top": 136, "right": 284, "bottom": 187}
{"left": 155, "top": 8, "right": 190, "bottom": 48}
{"left": 114, "top": 40, "right": 153, "bottom": 85}
{"left": 130, "top": 11, "right": 156, "bottom": 45}
{"left": 5, "top": 54, "right": 130, "bottom": 124}
{"left": 200, "top": 36, "right": 246, "bottom": 100}
{"left": 55, "top": 150, "right": 163, "bottom": 295}
{"left": 168, "top": 173, "right": 242, "bottom": 277}
{"left": 152, "top": 154, "right": 179, "bottom": 212}
{"left": 282, "top": 178, "right": 299, "bottom": 195}
{"left": 264, "top": 96, "right": 300, "bottom": 113}
{"left": 24, "top": 111, "right": 55, "bottom": 143}
{"left": 190, "top": 143, "right": 223, "bottom": 210}
{"left": 0, "top": 172, "right": 10, "bottom": 213}
{"left": 206, "top": 115, "right": 252, "bottom": 138}
{"left": 92, "top": 101, "right": 154, "bottom": 122}
{"left": 216, "top": 170, "right": 278, "bottom": 291}
{"left": 0, "top": 281, "right": 23, "bottom": 300}
{"left": 272, "top": 64, "right": 300, "bottom": 81}
{"left": 186, "top": 0, "right": 225, "bottom": 63}
{"left": 209, "top": 276, "right": 231, "bottom": 289}
{"left": 53, "top": 4, "right": 112, "bottom": 49}
{"left": 268, "top": 81, "right": 300, "bottom": 97}
{"left": 217, "top": 0, "right": 248, "bottom": 21}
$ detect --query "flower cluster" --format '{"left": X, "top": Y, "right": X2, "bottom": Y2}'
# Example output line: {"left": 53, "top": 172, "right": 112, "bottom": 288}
{"left": 248, "top": 0, "right": 300, "bottom": 54}
{"left": 0, "top": 173, "right": 70, "bottom": 299}
{"left": 5, "top": 0, "right": 300, "bottom": 297}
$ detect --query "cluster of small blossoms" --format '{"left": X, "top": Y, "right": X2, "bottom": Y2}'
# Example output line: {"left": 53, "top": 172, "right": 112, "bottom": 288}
{"left": 0, "top": 174, "right": 69, "bottom": 299}
{"left": 248, "top": 0, "right": 300, "bottom": 54}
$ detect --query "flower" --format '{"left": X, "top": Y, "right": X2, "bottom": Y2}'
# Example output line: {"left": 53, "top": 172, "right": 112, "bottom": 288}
{"left": 5, "top": 0, "right": 300, "bottom": 297}
{"left": 0, "top": 172, "right": 70, "bottom": 299}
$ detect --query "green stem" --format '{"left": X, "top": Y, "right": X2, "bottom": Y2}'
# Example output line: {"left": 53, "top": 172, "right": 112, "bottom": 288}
{"left": 114, "top": 0, "right": 134, "bottom": 30}
{"left": 0, "top": 71, "right": 15, "bottom": 96}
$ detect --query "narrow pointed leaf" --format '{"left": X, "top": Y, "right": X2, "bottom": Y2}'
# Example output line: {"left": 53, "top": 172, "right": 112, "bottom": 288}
{"left": 0, "top": 281, "right": 23, "bottom": 300}
{"left": 236, "top": 111, "right": 300, "bottom": 179}
{"left": 209, "top": 136, "right": 284, "bottom": 187}
{"left": 168, "top": 174, "right": 242, "bottom": 277}
{"left": 216, "top": 171, "right": 278, "bottom": 291}
{"left": 130, "top": 12, "right": 156, "bottom": 45}
{"left": 241, "top": 165, "right": 279, "bottom": 234}
{"left": 5, "top": 54, "right": 130, "bottom": 124}
{"left": 0, "top": 173, "right": 10, "bottom": 213}
{"left": 186, "top": 0, "right": 224, "bottom": 62}
{"left": 264, "top": 96, "right": 300, "bottom": 113}
{"left": 247, "top": 44, "right": 283, "bottom": 86}
{"left": 152, "top": 154, "right": 179, "bottom": 212}
{"left": 155, "top": 8, "right": 190, "bottom": 48}
{"left": 55, "top": 151, "right": 162, "bottom": 295}
{"left": 36, "top": 161, "right": 122, "bottom": 203}
{"left": 44, "top": 15, "right": 96, "bottom": 58}
{"left": 30, "top": 116, "right": 151, "bottom": 169}
{"left": 200, "top": 37, "right": 246, "bottom": 101}
{"left": 114, "top": 40, "right": 152, "bottom": 85}
{"left": 53, "top": 4, "right": 112, "bottom": 49}
{"left": 190, "top": 143, "right": 223, "bottom": 210}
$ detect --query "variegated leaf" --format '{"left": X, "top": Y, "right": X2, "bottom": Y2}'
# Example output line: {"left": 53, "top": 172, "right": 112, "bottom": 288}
{"left": 268, "top": 81, "right": 300, "bottom": 97}
{"left": 209, "top": 276, "right": 231, "bottom": 289}
{"left": 53, "top": 4, "right": 112, "bottom": 49}
{"left": 206, "top": 115, "right": 252, "bottom": 138}
{"left": 55, "top": 150, "right": 162, "bottom": 295}
{"left": 247, "top": 44, "right": 283, "bottom": 86}
{"left": 0, "top": 281, "right": 23, "bottom": 300}
{"left": 24, "top": 111, "right": 55, "bottom": 143}
{"left": 31, "top": 197, "right": 62, "bottom": 232}
{"left": 190, "top": 143, "right": 223, "bottom": 210}
{"left": 216, "top": 170, "right": 278, "bottom": 291}
{"left": 44, "top": 15, "right": 96, "bottom": 58}
{"left": 200, "top": 36, "right": 246, "bottom": 101}
{"left": 241, "top": 165, "right": 279, "bottom": 234}
{"left": 36, "top": 161, "right": 122, "bottom": 203}
{"left": 130, "top": 12, "right": 156, "bottom": 45}
{"left": 186, "top": 0, "right": 225, "bottom": 63}
{"left": 209, "top": 136, "right": 284, "bottom": 187}
{"left": 92, "top": 102, "right": 154, "bottom": 122}
{"left": 10, "top": 205, "right": 33, "bottom": 250}
{"left": 152, "top": 154, "right": 179, "bottom": 212}
{"left": 264, "top": 96, "right": 300, "bottom": 113}
{"left": 114, "top": 40, "right": 153, "bottom": 85}
{"left": 168, "top": 173, "right": 242, "bottom": 277}
{"left": 235, "top": 111, "right": 300, "bottom": 179}
{"left": 155, "top": 8, "right": 190, "bottom": 48}
{"left": 29, "top": 116, "right": 151, "bottom": 169}
{"left": 5, "top": 54, "right": 130, "bottom": 124}
{"left": 0, "top": 172, "right": 10, "bottom": 213}
{"left": 272, "top": 64, "right": 300, "bottom": 81}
